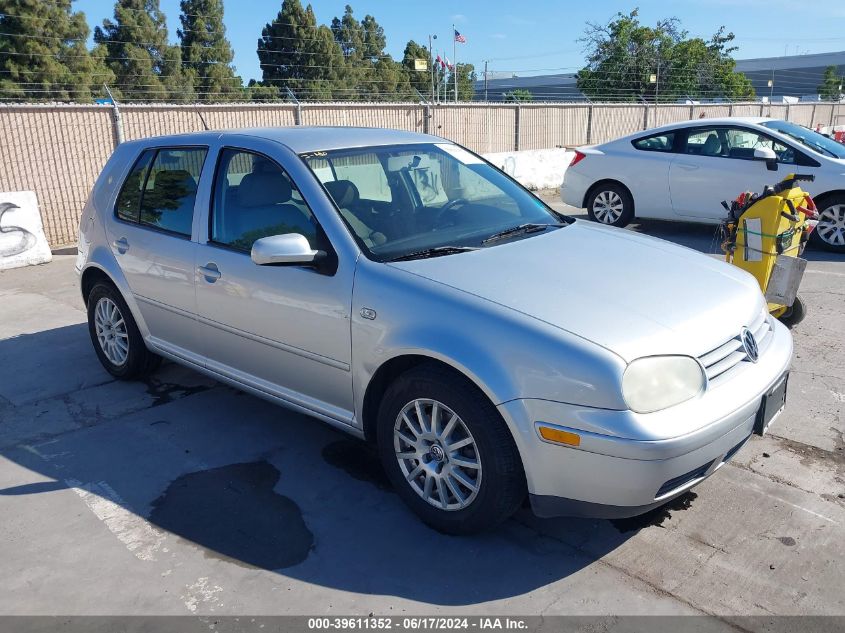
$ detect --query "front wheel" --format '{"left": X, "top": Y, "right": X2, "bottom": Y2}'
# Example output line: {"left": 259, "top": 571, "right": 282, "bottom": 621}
{"left": 586, "top": 183, "right": 634, "bottom": 228}
{"left": 376, "top": 364, "right": 525, "bottom": 535}
{"left": 811, "top": 195, "right": 845, "bottom": 253}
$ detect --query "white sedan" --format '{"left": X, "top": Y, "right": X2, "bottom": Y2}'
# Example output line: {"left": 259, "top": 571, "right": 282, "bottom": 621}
{"left": 562, "top": 117, "right": 845, "bottom": 252}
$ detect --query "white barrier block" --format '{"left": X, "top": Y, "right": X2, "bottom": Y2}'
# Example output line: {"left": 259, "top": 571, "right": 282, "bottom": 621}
{"left": 0, "top": 191, "right": 53, "bottom": 271}
{"left": 483, "top": 148, "right": 575, "bottom": 191}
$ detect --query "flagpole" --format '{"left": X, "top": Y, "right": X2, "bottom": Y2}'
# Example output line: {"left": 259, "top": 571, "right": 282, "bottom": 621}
{"left": 453, "top": 24, "right": 458, "bottom": 103}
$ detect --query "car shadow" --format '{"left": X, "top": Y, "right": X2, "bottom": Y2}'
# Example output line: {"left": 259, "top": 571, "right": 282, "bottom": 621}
{"left": 0, "top": 324, "right": 697, "bottom": 606}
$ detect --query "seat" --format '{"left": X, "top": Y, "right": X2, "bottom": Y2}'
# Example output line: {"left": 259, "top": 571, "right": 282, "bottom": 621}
{"left": 323, "top": 180, "right": 386, "bottom": 247}
{"left": 233, "top": 171, "right": 315, "bottom": 244}
{"left": 701, "top": 134, "right": 722, "bottom": 157}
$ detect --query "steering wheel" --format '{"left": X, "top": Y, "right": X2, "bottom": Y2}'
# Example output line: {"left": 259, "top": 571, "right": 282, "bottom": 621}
{"left": 434, "top": 198, "right": 469, "bottom": 227}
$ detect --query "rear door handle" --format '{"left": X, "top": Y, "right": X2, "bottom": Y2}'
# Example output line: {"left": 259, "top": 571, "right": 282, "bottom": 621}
{"left": 198, "top": 263, "right": 221, "bottom": 282}
{"left": 676, "top": 162, "right": 700, "bottom": 171}
{"left": 112, "top": 237, "right": 129, "bottom": 253}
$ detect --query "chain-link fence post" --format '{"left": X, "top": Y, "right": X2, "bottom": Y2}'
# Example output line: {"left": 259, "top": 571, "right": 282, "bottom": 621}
{"left": 514, "top": 104, "right": 521, "bottom": 151}
{"left": 103, "top": 85, "right": 123, "bottom": 146}
{"left": 586, "top": 104, "right": 593, "bottom": 144}
{"left": 285, "top": 88, "right": 302, "bottom": 125}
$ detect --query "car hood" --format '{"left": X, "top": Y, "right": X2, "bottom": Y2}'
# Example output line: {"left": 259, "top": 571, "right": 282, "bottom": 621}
{"left": 388, "top": 221, "right": 765, "bottom": 362}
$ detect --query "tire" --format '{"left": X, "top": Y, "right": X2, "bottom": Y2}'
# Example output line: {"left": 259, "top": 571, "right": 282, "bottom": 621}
{"left": 810, "top": 194, "right": 845, "bottom": 253}
{"left": 376, "top": 363, "right": 526, "bottom": 535}
{"left": 586, "top": 182, "right": 634, "bottom": 228}
{"left": 778, "top": 294, "right": 806, "bottom": 328}
{"left": 86, "top": 282, "right": 161, "bottom": 380}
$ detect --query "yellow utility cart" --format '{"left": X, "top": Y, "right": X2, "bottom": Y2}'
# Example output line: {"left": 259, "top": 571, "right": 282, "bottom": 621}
{"left": 721, "top": 174, "right": 817, "bottom": 326}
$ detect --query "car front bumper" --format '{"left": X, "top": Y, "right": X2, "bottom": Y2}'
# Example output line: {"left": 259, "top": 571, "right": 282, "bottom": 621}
{"left": 498, "top": 319, "right": 793, "bottom": 518}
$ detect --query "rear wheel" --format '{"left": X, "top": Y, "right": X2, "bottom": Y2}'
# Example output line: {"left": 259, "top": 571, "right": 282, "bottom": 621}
{"left": 87, "top": 282, "right": 161, "bottom": 380}
{"left": 376, "top": 364, "right": 525, "bottom": 535}
{"left": 811, "top": 195, "right": 845, "bottom": 253}
{"left": 586, "top": 183, "right": 634, "bottom": 228}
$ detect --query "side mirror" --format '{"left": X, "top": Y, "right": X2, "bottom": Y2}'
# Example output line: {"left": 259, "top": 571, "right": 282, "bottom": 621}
{"left": 753, "top": 147, "right": 779, "bottom": 171}
{"left": 251, "top": 234, "right": 324, "bottom": 266}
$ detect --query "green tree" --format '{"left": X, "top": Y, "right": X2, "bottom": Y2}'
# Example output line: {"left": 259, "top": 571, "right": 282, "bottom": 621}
{"left": 448, "top": 62, "right": 476, "bottom": 101}
{"left": 329, "top": 5, "right": 410, "bottom": 101}
{"left": 257, "top": 0, "right": 343, "bottom": 100}
{"left": 0, "top": 0, "right": 113, "bottom": 101}
{"left": 504, "top": 89, "right": 533, "bottom": 102}
{"left": 402, "top": 39, "right": 434, "bottom": 100}
{"left": 95, "top": 0, "right": 186, "bottom": 102}
{"left": 178, "top": 0, "right": 243, "bottom": 101}
{"left": 576, "top": 9, "right": 754, "bottom": 103}
{"left": 818, "top": 65, "right": 844, "bottom": 101}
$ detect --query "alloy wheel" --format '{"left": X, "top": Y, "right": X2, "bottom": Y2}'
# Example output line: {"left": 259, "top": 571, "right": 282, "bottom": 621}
{"left": 393, "top": 398, "right": 482, "bottom": 511}
{"left": 816, "top": 204, "right": 845, "bottom": 247}
{"left": 94, "top": 296, "right": 129, "bottom": 366}
{"left": 592, "top": 190, "right": 624, "bottom": 223}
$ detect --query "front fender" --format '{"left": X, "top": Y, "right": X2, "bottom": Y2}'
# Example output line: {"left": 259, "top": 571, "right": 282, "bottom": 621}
{"left": 351, "top": 258, "right": 627, "bottom": 427}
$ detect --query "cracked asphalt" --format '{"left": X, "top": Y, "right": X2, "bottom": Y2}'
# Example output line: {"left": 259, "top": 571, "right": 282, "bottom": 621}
{"left": 0, "top": 195, "right": 843, "bottom": 625}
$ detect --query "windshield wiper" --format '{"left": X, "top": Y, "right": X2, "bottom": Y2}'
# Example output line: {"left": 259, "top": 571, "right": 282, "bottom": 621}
{"left": 387, "top": 245, "right": 479, "bottom": 262}
{"left": 481, "top": 222, "right": 563, "bottom": 245}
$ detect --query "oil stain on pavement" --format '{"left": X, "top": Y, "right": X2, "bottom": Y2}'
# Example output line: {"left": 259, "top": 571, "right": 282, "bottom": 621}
{"left": 610, "top": 492, "right": 698, "bottom": 534}
{"left": 149, "top": 461, "right": 313, "bottom": 570}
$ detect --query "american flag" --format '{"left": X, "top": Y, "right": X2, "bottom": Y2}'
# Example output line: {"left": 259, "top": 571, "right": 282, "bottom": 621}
{"left": 454, "top": 29, "right": 466, "bottom": 43}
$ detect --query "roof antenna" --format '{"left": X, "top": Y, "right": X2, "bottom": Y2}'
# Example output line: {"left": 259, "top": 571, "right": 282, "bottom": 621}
{"left": 194, "top": 104, "right": 210, "bottom": 131}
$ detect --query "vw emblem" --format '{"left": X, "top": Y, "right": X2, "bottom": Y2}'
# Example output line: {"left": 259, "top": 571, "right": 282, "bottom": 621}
{"left": 429, "top": 445, "right": 445, "bottom": 462}
{"left": 741, "top": 327, "right": 759, "bottom": 363}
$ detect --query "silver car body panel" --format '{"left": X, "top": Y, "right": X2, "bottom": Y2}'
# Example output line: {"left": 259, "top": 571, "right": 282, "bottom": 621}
{"left": 77, "top": 127, "right": 794, "bottom": 517}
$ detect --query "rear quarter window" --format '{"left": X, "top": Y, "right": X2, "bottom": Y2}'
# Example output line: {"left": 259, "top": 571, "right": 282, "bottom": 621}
{"left": 632, "top": 132, "right": 675, "bottom": 152}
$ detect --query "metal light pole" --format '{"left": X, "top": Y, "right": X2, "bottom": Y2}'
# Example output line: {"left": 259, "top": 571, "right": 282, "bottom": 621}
{"left": 484, "top": 60, "right": 489, "bottom": 101}
{"left": 428, "top": 34, "right": 437, "bottom": 103}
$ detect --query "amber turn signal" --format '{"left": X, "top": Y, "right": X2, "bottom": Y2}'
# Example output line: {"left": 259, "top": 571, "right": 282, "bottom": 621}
{"left": 537, "top": 425, "right": 581, "bottom": 447}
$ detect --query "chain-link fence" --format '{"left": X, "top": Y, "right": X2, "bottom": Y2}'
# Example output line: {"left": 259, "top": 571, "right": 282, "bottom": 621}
{"left": 0, "top": 101, "right": 840, "bottom": 247}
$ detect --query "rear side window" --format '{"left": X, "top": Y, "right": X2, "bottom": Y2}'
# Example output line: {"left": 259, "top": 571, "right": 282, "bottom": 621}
{"left": 114, "top": 146, "right": 207, "bottom": 237}
{"left": 115, "top": 150, "right": 155, "bottom": 223}
{"left": 632, "top": 132, "right": 675, "bottom": 152}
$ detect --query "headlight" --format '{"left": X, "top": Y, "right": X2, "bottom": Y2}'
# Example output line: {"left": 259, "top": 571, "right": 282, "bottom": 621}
{"left": 622, "top": 356, "right": 705, "bottom": 414}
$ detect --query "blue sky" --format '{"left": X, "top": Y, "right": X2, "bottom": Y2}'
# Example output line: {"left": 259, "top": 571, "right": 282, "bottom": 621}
{"left": 75, "top": 0, "right": 845, "bottom": 83}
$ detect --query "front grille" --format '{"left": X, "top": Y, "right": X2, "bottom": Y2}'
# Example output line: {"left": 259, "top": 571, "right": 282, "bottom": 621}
{"left": 698, "top": 309, "right": 773, "bottom": 384}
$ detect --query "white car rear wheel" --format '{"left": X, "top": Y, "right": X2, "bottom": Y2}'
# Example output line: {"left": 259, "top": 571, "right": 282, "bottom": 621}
{"left": 586, "top": 183, "right": 634, "bottom": 228}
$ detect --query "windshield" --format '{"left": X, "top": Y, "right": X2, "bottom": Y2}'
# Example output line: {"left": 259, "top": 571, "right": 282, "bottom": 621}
{"left": 301, "top": 143, "right": 568, "bottom": 261}
{"left": 762, "top": 120, "right": 845, "bottom": 159}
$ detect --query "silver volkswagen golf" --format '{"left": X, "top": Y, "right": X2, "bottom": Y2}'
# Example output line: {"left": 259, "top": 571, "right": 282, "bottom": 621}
{"left": 77, "top": 127, "right": 792, "bottom": 534}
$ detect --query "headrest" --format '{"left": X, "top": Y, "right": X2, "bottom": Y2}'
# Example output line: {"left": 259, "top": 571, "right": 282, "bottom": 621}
{"left": 238, "top": 171, "right": 292, "bottom": 208}
{"left": 324, "top": 179, "right": 360, "bottom": 209}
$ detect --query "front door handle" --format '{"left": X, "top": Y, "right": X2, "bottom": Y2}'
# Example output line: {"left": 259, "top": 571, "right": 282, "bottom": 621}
{"left": 112, "top": 237, "right": 129, "bottom": 253}
{"left": 676, "top": 162, "right": 700, "bottom": 171}
{"left": 198, "top": 263, "right": 221, "bottom": 283}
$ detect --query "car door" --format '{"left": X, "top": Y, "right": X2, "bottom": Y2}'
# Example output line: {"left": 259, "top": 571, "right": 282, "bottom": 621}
{"left": 193, "top": 140, "right": 355, "bottom": 423}
{"left": 625, "top": 130, "right": 679, "bottom": 219}
{"left": 669, "top": 125, "right": 813, "bottom": 221}
{"left": 104, "top": 146, "right": 207, "bottom": 362}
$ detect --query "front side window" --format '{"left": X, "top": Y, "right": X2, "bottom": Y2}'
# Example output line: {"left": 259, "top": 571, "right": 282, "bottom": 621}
{"left": 303, "top": 142, "right": 568, "bottom": 261}
{"left": 632, "top": 132, "right": 675, "bottom": 152}
{"left": 684, "top": 127, "right": 796, "bottom": 163}
{"left": 114, "top": 146, "right": 206, "bottom": 237}
{"left": 210, "top": 149, "right": 318, "bottom": 252}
